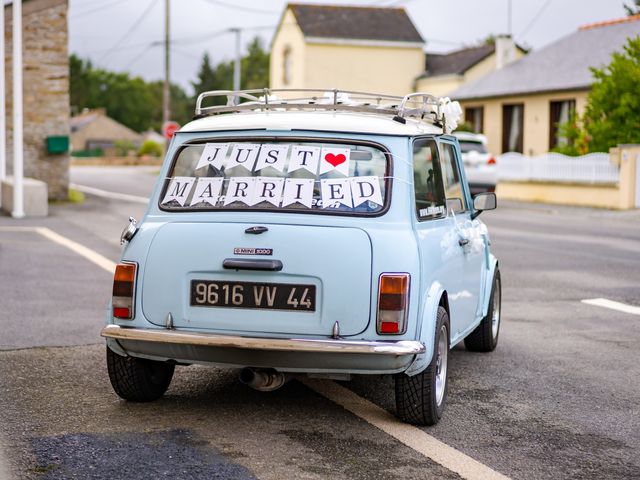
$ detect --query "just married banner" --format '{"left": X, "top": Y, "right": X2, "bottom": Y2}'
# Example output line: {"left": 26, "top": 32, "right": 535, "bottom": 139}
{"left": 162, "top": 175, "right": 384, "bottom": 209}
{"left": 162, "top": 142, "right": 385, "bottom": 209}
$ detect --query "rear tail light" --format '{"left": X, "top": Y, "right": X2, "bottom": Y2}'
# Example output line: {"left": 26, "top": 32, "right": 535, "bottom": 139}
{"left": 487, "top": 156, "right": 496, "bottom": 165}
{"left": 377, "top": 273, "right": 410, "bottom": 335}
{"left": 112, "top": 262, "right": 137, "bottom": 320}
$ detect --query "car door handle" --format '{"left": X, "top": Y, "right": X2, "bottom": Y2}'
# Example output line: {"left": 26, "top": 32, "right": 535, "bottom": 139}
{"left": 223, "top": 258, "right": 283, "bottom": 271}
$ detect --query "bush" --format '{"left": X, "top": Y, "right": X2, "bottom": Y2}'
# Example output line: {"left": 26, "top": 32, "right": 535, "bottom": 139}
{"left": 551, "top": 112, "right": 590, "bottom": 156}
{"left": 138, "top": 140, "right": 164, "bottom": 157}
{"left": 71, "top": 148, "right": 104, "bottom": 157}
{"left": 114, "top": 140, "right": 137, "bottom": 156}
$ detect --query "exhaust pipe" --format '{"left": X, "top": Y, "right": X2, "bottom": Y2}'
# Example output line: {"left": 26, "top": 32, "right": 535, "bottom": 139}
{"left": 239, "top": 368, "right": 288, "bottom": 392}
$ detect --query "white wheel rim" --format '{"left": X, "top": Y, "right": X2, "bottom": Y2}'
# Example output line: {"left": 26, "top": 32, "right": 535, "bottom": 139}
{"left": 435, "top": 324, "right": 448, "bottom": 406}
{"left": 491, "top": 279, "right": 501, "bottom": 339}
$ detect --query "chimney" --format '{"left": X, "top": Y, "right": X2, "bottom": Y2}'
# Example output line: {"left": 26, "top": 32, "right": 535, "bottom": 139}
{"left": 495, "top": 34, "right": 516, "bottom": 70}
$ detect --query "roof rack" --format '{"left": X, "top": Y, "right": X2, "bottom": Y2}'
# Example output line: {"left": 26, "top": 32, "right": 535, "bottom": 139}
{"left": 193, "top": 88, "right": 462, "bottom": 133}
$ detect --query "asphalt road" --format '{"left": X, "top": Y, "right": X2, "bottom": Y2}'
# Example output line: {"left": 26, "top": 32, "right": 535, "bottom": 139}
{"left": 0, "top": 165, "right": 638, "bottom": 479}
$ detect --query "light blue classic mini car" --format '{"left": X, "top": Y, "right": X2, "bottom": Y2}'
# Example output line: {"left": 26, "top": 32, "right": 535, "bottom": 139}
{"left": 102, "top": 89, "right": 500, "bottom": 426}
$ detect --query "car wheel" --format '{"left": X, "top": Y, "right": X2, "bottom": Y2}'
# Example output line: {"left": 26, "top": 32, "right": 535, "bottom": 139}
{"left": 395, "top": 306, "right": 449, "bottom": 426}
{"left": 106, "top": 346, "right": 175, "bottom": 402}
{"left": 464, "top": 269, "right": 501, "bottom": 352}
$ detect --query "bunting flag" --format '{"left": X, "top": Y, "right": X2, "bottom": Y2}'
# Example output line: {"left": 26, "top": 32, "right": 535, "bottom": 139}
{"left": 320, "top": 178, "right": 352, "bottom": 208}
{"left": 223, "top": 177, "right": 257, "bottom": 206}
{"left": 253, "top": 177, "right": 285, "bottom": 206}
{"left": 161, "top": 176, "right": 196, "bottom": 206}
{"left": 350, "top": 176, "right": 383, "bottom": 207}
{"left": 189, "top": 177, "right": 224, "bottom": 206}
{"left": 288, "top": 145, "right": 321, "bottom": 174}
{"left": 195, "top": 143, "right": 229, "bottom": 170}
{"left": 254, "top": 144, "right": 289, "bottom": 172}
{"left": 319, "top": 147, "right": 350, "bottom": 176}
{"left": 226, "top": 144, "right": 261, "bottom": 171}
{"left": 281, "top": 178, "right": 314, "bottom": 208}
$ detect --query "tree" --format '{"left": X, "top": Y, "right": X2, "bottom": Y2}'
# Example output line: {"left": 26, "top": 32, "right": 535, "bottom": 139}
{"left": 148, "top": 80, "right": 192, "bottom": 129}
{"left": 241, "top": 37, "right": 270, "bottom": 90}
{"left": 69, "top": 54, "right": 192, "bottom": 132}
{"left": 582, "top": 36, "right": 640, "bottom": 152}
{"left": 191, "top": 52, "right": 232, "bottom": 107}
{"left": 191, "top": 53, "right": 221, "bottom": 95}
{"left": 624, "top": 0, "right": 640, "bottom": 15}
{"left": 191, "top": 36, "right": 270, "bottom": 107}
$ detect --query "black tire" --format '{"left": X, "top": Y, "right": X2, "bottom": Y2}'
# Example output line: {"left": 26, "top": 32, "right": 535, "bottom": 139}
{"left": 395, "top": 306, "right": 450, "bottom": 426}
{"left": 106, "top": 347, "right": 175, "bottom": 402}
{"left": 464, "top": 269, "right": 501, "bottom": 352}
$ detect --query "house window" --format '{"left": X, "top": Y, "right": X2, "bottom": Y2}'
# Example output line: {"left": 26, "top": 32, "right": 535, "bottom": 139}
{"left": 502, "top": 104, "right": 524, "bottom": 153}
{"left": 283, "top": 46, "right": 292, "bottom": 86}
{"left": 465, "top": 106, "right": 484, "bottom": 133}
{"left": 549, "top": 100, "right": 575, "bottom": 149}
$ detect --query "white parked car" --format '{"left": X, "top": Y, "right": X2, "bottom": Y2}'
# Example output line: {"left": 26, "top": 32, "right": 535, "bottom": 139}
{"left": 453, "top": 132, "right": 497, "bottom": 194}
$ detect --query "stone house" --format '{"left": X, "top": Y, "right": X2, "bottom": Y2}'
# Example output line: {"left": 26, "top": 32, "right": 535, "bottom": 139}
{"left": 70, "top": 108, "right": 143, "bottom": 155}
{"left": 451, "top": 15, "right": 640, "bottom": 156}
{"left": 3, "top": 0, "right": 69, "bottom": 201}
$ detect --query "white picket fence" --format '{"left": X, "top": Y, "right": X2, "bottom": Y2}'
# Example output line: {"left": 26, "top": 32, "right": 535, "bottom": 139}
{"left": 497, "top": 152, "right": 619, "bottom": 184}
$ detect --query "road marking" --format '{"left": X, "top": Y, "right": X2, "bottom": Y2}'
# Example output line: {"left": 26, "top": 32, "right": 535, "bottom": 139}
{"left": 1, "top": 227, "right": 508, "bottom": 478}
{"left": 0, "top": 437, "right": 12, "bottom": 480}
{"left": 0, "top": 226, "right": 116, "bottom": 273}
{"left": 582, "top": 298, "right": 640, "bottom": 316}
{"left": 71, "top": 183, "right": 149, "bottom": 204}
{"left": 302, "top": 378, "right": 510, "bottom": 480}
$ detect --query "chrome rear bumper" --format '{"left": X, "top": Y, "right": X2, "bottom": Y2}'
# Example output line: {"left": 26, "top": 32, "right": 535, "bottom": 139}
{"left": 101, "top": 324, "right": 425, "bottom": 356}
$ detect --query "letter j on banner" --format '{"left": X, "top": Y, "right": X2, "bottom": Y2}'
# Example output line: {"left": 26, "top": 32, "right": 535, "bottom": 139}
{"left": 162, "top": 177, "right": 196, "bottom": 206}
{"left": 195, "top": 143, "right": 229, "bottom": 170}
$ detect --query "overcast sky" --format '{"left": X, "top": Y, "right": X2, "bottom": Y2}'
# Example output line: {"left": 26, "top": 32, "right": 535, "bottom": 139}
{"left": 69, "top": 0, "right": 628, "bottom": 94}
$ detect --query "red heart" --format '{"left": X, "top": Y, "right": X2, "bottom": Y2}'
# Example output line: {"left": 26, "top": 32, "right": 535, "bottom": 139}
{"left": 325, "top": 153, "right": 346, "bottom": 167}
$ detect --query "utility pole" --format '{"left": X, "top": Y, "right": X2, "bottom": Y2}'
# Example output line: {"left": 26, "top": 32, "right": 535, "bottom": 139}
{"left": 12, "top": 0, "right": 24, "bottom": 218}
{"left": 231, "top": 27, "right": 241, "bottom": 91}
{"left": 0, "top": 0, "right": 6, "bottom": 204}
{"left": 162, "top": 0, "right": 170, "bottom": 124}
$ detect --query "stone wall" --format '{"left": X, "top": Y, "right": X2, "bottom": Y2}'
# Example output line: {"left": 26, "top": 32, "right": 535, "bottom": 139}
{"left": 4, "top": 0, "right": 70, "bottom": 201}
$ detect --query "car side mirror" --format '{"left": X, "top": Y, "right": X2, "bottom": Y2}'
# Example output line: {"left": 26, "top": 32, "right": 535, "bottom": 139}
{"left": 471, "top": 192, "right": 496, "bottom": 218}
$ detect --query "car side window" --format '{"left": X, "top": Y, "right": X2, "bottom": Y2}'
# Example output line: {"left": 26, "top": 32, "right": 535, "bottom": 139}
{"left": 439, "top": 142, "right": 467, "bottom": 213}
{"left": 413, "top": 138, "right": 446, "bottom": 220}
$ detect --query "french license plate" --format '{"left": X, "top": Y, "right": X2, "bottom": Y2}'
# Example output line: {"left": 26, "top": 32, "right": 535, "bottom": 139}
{"left": 190, "top": 280, "right": 316, "bottom": 312}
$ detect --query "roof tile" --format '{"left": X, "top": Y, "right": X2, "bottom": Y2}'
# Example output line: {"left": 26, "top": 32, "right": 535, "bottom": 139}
{"left": 288, "top": 3, "right": 423, "bottom": 44}
{"left": 452, "top": 17, "right": 640, "bottom": 100}
{"left": 422, "top": 44, "right": 495, "bottom": 77}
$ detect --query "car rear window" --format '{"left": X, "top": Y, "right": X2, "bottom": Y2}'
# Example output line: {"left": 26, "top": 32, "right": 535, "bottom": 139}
{"left": 160, "top": 139, "right": 389, "bottom": 215}
{"left": 458, "top": 140, "right": 487, "bottom": 154}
